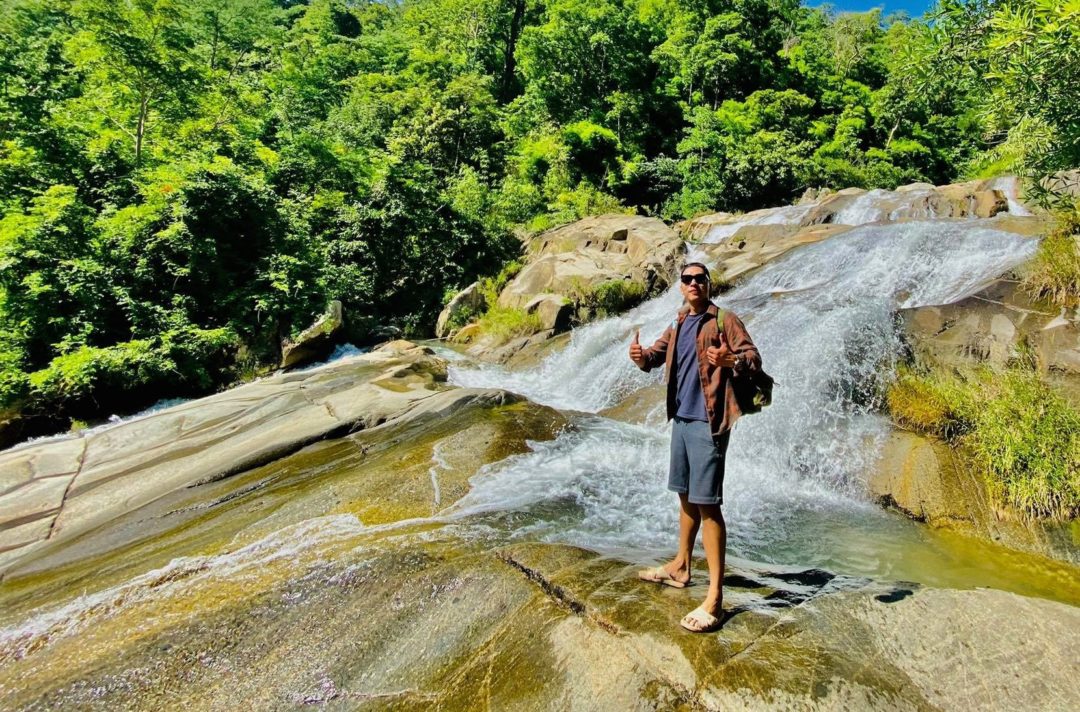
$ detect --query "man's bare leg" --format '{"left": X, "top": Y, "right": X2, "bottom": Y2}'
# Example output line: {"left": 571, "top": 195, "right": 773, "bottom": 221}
{"left": 663, "top": 493, "right": 700, "bottom": 585}
{"left": 697, "top": 503, "right": 726, "bottom": 617}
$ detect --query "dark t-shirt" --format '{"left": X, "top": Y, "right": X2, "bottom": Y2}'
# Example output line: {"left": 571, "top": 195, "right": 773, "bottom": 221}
{"left": 674, "top": 312, "right": 709, "bottom": 421}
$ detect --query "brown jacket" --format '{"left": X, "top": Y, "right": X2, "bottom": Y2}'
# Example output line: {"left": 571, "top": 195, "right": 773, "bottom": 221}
{"left": 637, "top": 302, "right": 761, "bottom": 438}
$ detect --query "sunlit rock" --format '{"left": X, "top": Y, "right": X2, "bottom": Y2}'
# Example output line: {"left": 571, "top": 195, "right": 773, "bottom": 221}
{"left": 436, "top": 281, "right": 487, "bottom": 339}
{"left": 0, "top": 341, "right": 525, "bottom": 575}
{"left": 3, "top": 536, "right": 1076, "bottom": 711}
{"left": 871, "top": 428, "right": 1079, "bottom": 564}
{"left": 498, "top": 215, "right": 682, "bottom": 311}
{"left": 901, "top": 278, "right": 1080, "bottom": 404}
{"left": 280, "top": 300, "right": 345, "bottom": 370}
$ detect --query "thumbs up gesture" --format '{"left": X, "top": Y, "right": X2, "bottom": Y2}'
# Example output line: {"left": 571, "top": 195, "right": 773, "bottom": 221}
{"left": 706, "top": 334, "right": 738, "bottom": 368}
{"left": 629, "top": 329, "right": 645, "bottom": 367}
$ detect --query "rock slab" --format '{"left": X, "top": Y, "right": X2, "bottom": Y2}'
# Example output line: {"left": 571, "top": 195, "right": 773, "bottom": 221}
{"left": 872, "top": 428, "right": 1080, "bottom": 564}
{"left": 901, "top": 278, "right": 1080, "bottom": 405}
{"left": 0, "top": 341, "right": 466, "bottom": 574}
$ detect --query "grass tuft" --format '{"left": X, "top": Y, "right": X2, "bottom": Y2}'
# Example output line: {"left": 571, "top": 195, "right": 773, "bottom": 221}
{"left": 564, "top": 277, "right": 648, "bottom": 320}
{"left": 466, "top": 306, "right": 544, "bottom": 344}
{"left": 709, "top": 269, "right": 734, "bottom": 296}
{"left": 1023, "top": 207, "right": 1080, "bottom": 307}
{"left": 964, "top": 371, "right": 1080, "bottom": 519}
{"left": 887, "top": 366, "right": 971, "bottom": 439}
{"left": 887, "top": 365, "right": 1080, "bottom": 519}
{"left": 588, "top": 279, "right": 646, "bottom": 317}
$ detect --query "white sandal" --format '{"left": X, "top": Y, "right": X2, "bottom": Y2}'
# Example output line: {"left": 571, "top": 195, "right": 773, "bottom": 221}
{"left": 637, "top": 566, "right": 690, "bottom": 589}
{"left": 680, "top": 605, "right": 721, "bottom": 632}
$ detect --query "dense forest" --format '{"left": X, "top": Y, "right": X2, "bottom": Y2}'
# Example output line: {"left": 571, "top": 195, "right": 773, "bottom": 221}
{"left": 0, "top": 0, "right": 1076, "bottom": 427}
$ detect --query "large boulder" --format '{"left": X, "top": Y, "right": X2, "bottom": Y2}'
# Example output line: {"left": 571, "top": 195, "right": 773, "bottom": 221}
{"left": 280, "top": 300, "right": 345, "bottom": 370}
{"left": 459, "top": 215, "right": 682, "bottom": 364}
{"left": 497, "top": 214, "right": 682, "bottom": 311}
{"left": 435, "top": 281, "right": 488, "bottom": 339}
{"left": 901, "top": 277, "right": 1080, "bottom": 405}
{"left": 524, "top": 294, "right": 574, "bottom": 332}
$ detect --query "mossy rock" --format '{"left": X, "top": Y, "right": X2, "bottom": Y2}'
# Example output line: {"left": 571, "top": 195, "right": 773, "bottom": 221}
{"left": 6, "top": 532, "right": 1078, "bottom": 711}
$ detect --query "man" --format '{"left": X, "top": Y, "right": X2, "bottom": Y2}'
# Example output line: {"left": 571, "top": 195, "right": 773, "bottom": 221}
{"left": 629, "top": 262, "right": 761, "bottom": 633}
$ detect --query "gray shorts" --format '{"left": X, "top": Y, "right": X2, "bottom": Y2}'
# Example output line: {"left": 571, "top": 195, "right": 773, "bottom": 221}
{"left": 668, "top": 417, "right": 731, "bottom": 505}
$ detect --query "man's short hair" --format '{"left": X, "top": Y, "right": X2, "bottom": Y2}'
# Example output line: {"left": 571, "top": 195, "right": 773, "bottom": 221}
{"left": 681, "top": 262, "right": 711, "bottom": 279}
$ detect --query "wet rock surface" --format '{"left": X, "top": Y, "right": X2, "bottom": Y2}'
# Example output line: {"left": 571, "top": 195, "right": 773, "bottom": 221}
{"left": 1, "top": 369, "right": 1076, "bottom": 711}
{"left": 465, "top": 328, "right": 573, "bottom": 368}
{"left": 0, "top": 341, "right": 520, "bottom": 576}
{"left": 2, "top": 526, "right": 1078, "bottom": 711}
{"left": 870, "top": 429, "right": 1079, "bottom": 564}
{"left": 696, "top": 222, "right": 855, "bottom": 283}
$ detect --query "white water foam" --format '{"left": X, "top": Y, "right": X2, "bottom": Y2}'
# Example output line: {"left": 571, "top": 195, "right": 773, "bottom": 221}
{"left": 294, "top": 342, "right": 368, "bottom": 371}
{"left": 447, "top": 221, "right": 1037, "bottom": 558}
{"left": 829, "top": 189, "right": 893, "bottom": 225}
{"left": 985, "top": 176, "right": 1033, "bottom": 216}
{"left": 428, "top": 441, "right": 451, "bottom": 509}
{"left": 702, "top": 204, "right": 814, "bottom": 244}
{"left": 14, "top": 397, "right": 192, "bottom": 452}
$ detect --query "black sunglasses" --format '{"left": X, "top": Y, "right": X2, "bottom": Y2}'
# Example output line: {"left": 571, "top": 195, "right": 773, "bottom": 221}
{"left": 680, "top": 273, "right": 709, "bottom": 285}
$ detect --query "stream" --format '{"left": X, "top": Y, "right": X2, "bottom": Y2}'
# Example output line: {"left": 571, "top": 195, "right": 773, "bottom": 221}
{"left": 2, "top": 188, "right": 1077, "bottom": 710}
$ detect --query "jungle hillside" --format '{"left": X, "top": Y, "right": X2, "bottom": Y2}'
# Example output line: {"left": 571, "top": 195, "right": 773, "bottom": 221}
{"left": 1, "top": 0, "right": 1077, "bottom": 433}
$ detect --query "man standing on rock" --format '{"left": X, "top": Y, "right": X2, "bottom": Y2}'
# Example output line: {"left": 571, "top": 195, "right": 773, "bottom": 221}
{"left": 629, "top": 262, "right": 761, "bottom": 633}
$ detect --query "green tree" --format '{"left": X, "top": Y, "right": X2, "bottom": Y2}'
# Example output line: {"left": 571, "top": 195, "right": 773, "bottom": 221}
{"left": 912, "top": 0, "right": 1080, "bottom": 181}
{"left": 64, "top": 0, "right": 201, "bottom": 171}
{"left": 0, "top": 185, "right": 109, "bottom": 367}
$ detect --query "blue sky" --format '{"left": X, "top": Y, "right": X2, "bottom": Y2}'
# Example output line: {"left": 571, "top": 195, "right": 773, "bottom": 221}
{"left": 814, "top": 0, "right": 937, "bottom": 19}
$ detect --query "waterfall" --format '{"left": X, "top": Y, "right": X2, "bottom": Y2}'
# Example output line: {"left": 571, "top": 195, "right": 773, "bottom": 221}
{"left": 446, "top": 220, "right": 1037, "bottom": 561}
{"left": 829, "top": 189, "right": 894, "bottom": 225}
{"left": 985, "top": 176, "right": 1033, "bottom": 216}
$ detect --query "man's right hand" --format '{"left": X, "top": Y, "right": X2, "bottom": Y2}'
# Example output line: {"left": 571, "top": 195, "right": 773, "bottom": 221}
{"left": 629, "top": 329, "right": 645, "bottom": 367}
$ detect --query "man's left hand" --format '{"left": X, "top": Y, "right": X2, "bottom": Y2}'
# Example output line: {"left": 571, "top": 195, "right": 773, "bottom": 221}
{"left": 706, "top": 344, "right": 738, "bottom": 368}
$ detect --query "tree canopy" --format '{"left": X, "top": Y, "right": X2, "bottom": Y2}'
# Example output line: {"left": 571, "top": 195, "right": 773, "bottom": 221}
{"left": 0, "top": 0, "right": 1074, "bottom": 427}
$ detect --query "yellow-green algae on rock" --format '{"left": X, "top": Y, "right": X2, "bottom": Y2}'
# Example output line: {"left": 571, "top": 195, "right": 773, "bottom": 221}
{"left": 0, "top": 394, "right": 566, "bottom": 622}
{"left": 3, "top": 526, "right": 1078, "bottom": 711}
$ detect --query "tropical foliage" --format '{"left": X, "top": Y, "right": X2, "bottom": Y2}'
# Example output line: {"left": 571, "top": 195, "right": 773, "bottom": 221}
{"left": 0, "top": 0, "right": 1076, "bottom": 426}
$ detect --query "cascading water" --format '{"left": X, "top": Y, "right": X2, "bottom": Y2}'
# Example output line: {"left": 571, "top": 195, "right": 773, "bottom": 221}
{"left": 828, "top": 188, "right": 895, "bottom": 225}
{"left": 0, "top": 187, "right": 1071, "bottom": 709}
{"left": 446, "top": 219, "right": 1037, "bottom": 570}
{"left": 985, "top": 176, "right": 1032, "bottom": 216}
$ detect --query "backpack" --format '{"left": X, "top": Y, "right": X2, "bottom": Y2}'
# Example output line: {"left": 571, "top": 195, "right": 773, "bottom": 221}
{"left": 716, "top": 309, "right": 774, "bottom": 414}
